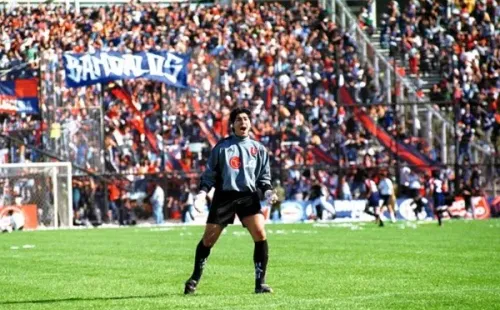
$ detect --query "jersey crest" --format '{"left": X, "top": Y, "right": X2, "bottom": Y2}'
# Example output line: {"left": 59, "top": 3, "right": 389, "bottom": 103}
{"left": 229, "top": 156, "right": 241, "bottom": 169}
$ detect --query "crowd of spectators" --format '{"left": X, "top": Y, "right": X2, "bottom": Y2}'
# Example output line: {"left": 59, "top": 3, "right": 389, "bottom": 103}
{"left": 1, "top": 3, "right": 414, "bottom": 173}
{"left": 0, "top": 1, "right": 497, "bottom": 223}
{"left": 378, "top": 0, "right": 499, "bottom": 160}
{"left": 0, "top": 2, "right": 393, "bottom": 174}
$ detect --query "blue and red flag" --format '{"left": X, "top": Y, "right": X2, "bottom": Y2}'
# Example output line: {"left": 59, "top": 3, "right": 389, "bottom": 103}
{"left": 0, "top": 79, "right": 39, "bottom": 114}
{"left": 339, "top": 86, "right": 434, "bottom": 175}
{"left": 109, "top": 83, "right": 159, "bottom": 152}
{"left": 190, "top": 97, "right": 218, "bottom": 147}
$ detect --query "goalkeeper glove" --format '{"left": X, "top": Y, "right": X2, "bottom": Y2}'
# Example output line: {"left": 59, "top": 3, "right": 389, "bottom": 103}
{"left": 264, "top": 190, "right": 278, "bottom": 205}
{"left": 193, "top": 191, "right": 207, "bottom": 213}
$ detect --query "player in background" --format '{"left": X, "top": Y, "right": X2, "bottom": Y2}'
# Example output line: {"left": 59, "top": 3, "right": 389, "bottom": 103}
{"left": 407, "top": 170, "right": 422, "bottom": 203}
{"left": 307, "top": 180, "right": 336, "bottom": 221}
{"left": 378, "top": 170, "right": 396, "bottom": 223}
{"left": 270, "top": 180, "right": 285, "bottom": 221}
{"left": 180, "top": 184, "right": 196, "bottom": 223}
{"left": 410, "top": 193, "right": 429, "bottom": 220}
{"left": 364, "top": 170, "right": 384, "bottom": 227}
{"left": 429, "top": 170, "right": 451, "bottom": 226}
{"left": 184, "top": 108, "right": 278, "bottom": 295}
{"left": 459, "top": 180, "right": 474, "bottom": 219}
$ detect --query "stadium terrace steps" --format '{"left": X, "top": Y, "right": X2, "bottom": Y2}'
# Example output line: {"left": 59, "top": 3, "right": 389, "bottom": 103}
{"left": 339, "top": 86, "right": 436, "bottom": 174}
{"left": 369, "top": 32, "right": 443, "bottom": 103}
{"left": 345, "top": 0, "right": 369, "bottom": 17}
{"left": 331, "top": 2, "right": 458, "bottom": 168}
{"left": 366, "top": 30, "right": 494, "bottom": 187}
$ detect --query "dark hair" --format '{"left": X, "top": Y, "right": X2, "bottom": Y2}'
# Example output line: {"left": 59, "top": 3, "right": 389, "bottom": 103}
{"left": 230, "top": 107, "right": 252, "bottom": 125}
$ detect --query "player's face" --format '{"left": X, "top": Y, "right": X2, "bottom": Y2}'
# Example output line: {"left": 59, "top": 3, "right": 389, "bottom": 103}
{"left": 234, "top": 113, "right": 251, "bottom": 137}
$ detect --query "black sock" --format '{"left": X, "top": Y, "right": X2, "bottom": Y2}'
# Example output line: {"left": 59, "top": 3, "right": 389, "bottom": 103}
{"left": 190, "top": 240, "right": 211, "bottom": 282}
{"left": 254, "top": 240, "right": 269, "bottom": 288}
{"left": 437, "top": 212, "right": 442, "bottom": 226}
{"left": 315, "top": 205, "right": 323, "bottom": 220}
{"left": 365, "top": 207, "right": 376, "bottom": 217}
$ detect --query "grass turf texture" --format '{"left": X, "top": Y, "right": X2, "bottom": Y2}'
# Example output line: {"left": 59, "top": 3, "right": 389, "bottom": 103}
{"left": 1, "top": 220, "right": 499, "bottom": 310}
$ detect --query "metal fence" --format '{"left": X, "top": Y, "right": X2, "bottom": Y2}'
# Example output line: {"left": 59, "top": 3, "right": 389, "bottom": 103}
{"left": 39, "top": 50, "right": 104, "bottom": 174}
{"left": 33, "top": 43, "right": 499, "bottom": 197}
{"left": 1, "top": 0, "right": 498, "bottom": 209}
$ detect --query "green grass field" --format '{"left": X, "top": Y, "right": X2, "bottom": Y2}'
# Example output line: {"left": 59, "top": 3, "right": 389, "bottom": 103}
{"left": 1, "top": 220, "right": 500, "bottom": 310}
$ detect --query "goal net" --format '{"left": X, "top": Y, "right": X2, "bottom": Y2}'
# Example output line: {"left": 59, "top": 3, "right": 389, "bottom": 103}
{"left": 0, "top": 162, "right": 73, "bottom": 229}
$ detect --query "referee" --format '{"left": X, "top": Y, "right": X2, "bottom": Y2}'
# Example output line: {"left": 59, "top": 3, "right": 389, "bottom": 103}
{"left": 184, "top": 107, "right": 278, "bottom": 295}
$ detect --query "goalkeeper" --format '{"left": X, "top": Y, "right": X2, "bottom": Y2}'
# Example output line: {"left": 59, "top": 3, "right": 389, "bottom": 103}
{"left": 184, "top": 108, "right": 277, "bottom": 295}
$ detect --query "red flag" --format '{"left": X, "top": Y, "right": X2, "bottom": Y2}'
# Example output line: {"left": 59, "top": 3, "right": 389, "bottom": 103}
{"left": 110, "top": 84, "right": 158, "bottom": 152}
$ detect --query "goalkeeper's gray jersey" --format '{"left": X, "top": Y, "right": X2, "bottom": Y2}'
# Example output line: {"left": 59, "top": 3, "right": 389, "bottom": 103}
{"left": 199, "top": 135, "right": 272, "bottom": 193}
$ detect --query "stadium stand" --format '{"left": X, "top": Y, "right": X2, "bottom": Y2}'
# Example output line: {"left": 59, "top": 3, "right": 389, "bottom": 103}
{"left": 0, "top": 0, "right": 498, "bottom": 223}
{"left": 374, "top": 0, "right": 499, "bottom": 160}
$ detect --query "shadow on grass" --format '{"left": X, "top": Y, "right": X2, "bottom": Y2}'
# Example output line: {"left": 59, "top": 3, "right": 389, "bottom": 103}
{"left": 0, "top": 293, "right": 181, "bottom": 305}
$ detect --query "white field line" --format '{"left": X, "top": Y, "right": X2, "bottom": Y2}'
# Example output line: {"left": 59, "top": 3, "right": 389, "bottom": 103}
{"left": 15, "top": 218, "right": 495, "bottom": 233}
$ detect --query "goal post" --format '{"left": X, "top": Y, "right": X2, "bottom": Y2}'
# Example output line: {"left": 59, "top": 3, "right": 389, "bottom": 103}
{"left": 0, "top": 162, "right": 73, "bottom": 229}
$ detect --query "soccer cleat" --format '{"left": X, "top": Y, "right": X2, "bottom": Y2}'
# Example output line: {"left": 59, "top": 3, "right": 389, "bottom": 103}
{"left": 255, "top": 284, "right": 273, "bottom": 294}
{"left": 184, "top": 279, "right": 198, "bottom": 295}
{"left": 375, "top": 215, "right": 384, "bottom": 227}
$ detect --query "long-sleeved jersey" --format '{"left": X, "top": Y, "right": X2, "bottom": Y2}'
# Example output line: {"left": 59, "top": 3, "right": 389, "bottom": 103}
{"left": 199, "top": 135, "right": 272, "bottom": 193}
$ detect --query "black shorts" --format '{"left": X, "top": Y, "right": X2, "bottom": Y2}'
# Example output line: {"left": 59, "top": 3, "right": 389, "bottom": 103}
{"left": 381, "top": 194, "right": 391, "bottom": 206}
{"left": 207, "top": 190, "right": 262, "bottom": 227}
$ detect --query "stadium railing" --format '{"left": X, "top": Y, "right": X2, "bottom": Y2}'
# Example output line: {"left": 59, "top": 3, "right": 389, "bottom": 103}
{"left": 321, "top": 0, "right": 494, "bottom": 166}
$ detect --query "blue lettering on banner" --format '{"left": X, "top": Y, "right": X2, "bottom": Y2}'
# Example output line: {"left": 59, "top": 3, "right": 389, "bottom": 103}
{"left": 63, "top": 51, "right": 190, "bottom": 88}
{"left": 0, "top": 79, "right": 40, "bottom": 114}
{"left": 0, "top": 98, "right": 39, "bottom": 114}
{"left": 333, "top": 199, "right": 369, "bottom": 220}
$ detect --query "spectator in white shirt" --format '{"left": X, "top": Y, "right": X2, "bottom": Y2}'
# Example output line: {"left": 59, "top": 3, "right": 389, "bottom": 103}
{"left": 180, "top": 185, "right": 196, "bottom": 223}
{"left": 378, "top": 171, "right": 396, "bottom": 223}
{"left": 408, "top": 171, "right": 422, "bottom": 200}
{"left": 339, "top": 175, "right": 352, "bottom": 200}
{"left": 147, "top": 181, "right": 165, "bottom": 224}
